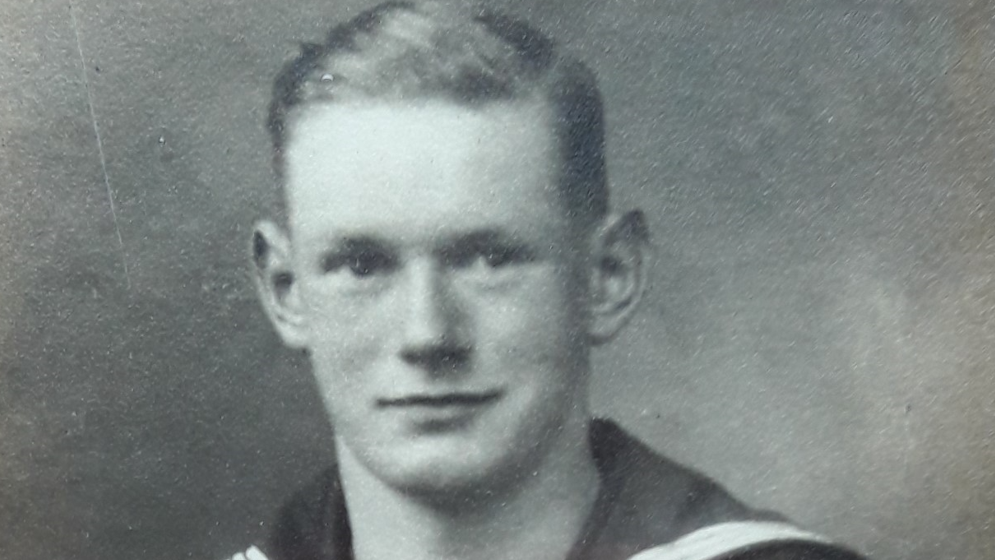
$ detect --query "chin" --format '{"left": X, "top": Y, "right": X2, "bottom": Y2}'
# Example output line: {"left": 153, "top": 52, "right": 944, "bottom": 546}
{"left": 375, "top": 451, "right": 525, "bottom": 505}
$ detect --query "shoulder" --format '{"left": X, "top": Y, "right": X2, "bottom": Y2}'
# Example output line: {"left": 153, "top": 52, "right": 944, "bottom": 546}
{"left": 589, "top": 420, "right": 867, "bottom": 560}
{"left": 590, "top": 419, "right": 774, "bottom": 542}
{"left": 629, "top": 530, "right": 866, "bottom": 560}
{"left": 622, "top": 520, "right": 867, "bottom": 560}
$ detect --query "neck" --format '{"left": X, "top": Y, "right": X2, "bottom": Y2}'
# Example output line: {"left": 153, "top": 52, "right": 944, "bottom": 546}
{"left": 339, "top": 417, "right": 600, "bottom": 560}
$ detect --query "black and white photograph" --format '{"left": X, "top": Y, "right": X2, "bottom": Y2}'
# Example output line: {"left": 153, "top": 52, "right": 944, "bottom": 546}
{"left": 1, "top": 1, "right": 992, "bottom": 560}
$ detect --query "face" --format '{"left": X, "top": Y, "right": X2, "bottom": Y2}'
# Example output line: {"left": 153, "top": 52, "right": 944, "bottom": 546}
{"left": 278, "top": 100, "right": 595, "bottom": 496}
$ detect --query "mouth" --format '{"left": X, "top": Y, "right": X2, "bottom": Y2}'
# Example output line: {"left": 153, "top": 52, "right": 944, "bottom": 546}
{"left": 377, "top": 391, "right": 503, "bottom": 408}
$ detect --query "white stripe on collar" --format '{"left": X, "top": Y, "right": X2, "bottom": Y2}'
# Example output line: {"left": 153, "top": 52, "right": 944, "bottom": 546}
{"left": 627, "top": 521, "right": 834, "bottom": 560}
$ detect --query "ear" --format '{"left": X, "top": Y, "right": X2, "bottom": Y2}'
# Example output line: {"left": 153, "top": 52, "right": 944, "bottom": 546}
{"left": 586, "top": 210, "right": 648, "bottom": 344}
{"left": 251, "top": 220, "right": 309, "bottom": 349}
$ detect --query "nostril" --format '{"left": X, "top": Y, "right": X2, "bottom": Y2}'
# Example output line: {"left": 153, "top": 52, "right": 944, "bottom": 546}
{"left": 400, "top": 345, "right": 471, "bottom": 372}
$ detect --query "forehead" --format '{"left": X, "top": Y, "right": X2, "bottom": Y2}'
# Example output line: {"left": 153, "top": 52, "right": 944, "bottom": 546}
{"left": 282, "top": 100, "right": 568, "bottom": 241}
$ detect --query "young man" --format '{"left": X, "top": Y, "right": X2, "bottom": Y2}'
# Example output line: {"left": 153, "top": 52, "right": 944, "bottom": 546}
{"left": 237, "top": 3, "right": 866, "bottom": 560}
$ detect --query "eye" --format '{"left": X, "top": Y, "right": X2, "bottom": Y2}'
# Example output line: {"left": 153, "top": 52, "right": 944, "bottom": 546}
{"left": 480, "top": 246, "right": 528, "bottom": 268}
{"left": 322, "top": 248, "right": 397, "bottom": 278}
{"left": 448, "top": 242, "right": 533, "bottom": 270}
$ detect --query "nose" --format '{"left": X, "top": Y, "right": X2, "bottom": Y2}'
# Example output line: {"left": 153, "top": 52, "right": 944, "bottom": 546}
{"left": 398, "top": 258, "right": 469, "bottom": 371}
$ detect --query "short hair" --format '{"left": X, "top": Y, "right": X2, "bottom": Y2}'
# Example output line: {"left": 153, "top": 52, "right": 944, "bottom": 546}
{"left": 266, "top": 1, "right": 608, "bottom": 227}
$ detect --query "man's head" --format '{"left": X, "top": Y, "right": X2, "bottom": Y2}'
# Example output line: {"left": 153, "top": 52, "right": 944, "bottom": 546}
{"left": 253, "top": 1, "right": 646, "bottom": 503}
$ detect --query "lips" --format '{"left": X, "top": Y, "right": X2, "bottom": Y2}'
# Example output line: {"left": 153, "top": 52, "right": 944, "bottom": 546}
{"left": 377, "top": 390, "right": 502, "bottom": 408}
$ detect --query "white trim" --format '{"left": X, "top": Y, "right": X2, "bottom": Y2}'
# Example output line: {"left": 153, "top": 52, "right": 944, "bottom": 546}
{"left": 225, "top": 545, "right": 269, "bottom": 560}
{"left": 627, "top": 521, "right": 834, "bottom": 560}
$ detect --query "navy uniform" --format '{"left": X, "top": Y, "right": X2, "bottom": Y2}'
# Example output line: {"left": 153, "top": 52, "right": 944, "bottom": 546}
{"left": 229, "top": 420, "right": 865, "bottom": 560}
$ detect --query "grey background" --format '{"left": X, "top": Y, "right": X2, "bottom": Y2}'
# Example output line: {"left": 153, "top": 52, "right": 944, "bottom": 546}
{"left": 1, "top": 0, "right": 992, "bottom": 559}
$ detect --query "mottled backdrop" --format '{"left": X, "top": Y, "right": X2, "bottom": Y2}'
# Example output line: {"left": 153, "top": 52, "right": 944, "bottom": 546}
{"left": 1, "top": 0, "right": 992, "bottom": 559}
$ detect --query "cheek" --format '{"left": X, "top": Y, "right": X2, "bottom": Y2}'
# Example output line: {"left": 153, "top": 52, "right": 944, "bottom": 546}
{"left": 306, "top": 317, "right": 385, "bottom": 430}
{"left": 300, "top": 289, "right": 390, "bottom": 391}
{"left": 481, "top": 272, "right": 588, "bottom": 376}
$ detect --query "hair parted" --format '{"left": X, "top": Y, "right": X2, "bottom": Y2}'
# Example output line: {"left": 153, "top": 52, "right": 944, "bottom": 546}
{"left": 267, "top": 1, "right": 608, "bottom": 225}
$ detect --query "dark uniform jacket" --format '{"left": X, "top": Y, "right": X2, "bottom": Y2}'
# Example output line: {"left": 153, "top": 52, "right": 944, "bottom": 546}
{"left": 264, "top": 419, "right": 866, "bottom": 560}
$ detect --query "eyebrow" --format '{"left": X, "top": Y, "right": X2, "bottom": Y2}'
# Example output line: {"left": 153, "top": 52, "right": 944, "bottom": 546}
{"left": 324, "top": 235, "right": 392, "bottom": 252}
{"left": 320, "top": 228, "right": 529, "bottom": 253}
{"left": 436, "top": 230, "right": 525, "bottom": 252}
{"left": 317, "top": 235, "right": 397, "bottom": 267}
